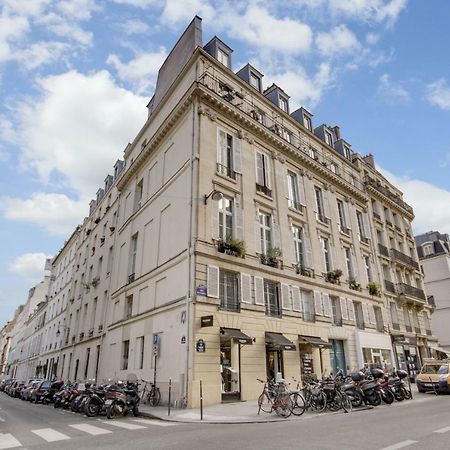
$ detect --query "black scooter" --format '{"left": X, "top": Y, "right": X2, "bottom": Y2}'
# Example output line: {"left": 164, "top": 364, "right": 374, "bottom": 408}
{"left": 105, "top": 381, "right": 140, "bottom": 419}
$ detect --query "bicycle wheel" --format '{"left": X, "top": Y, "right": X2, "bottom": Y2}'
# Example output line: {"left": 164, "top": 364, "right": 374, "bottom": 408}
{"left": 309, "top": 390, "right": 327, "bottom": 413}
{"left": 341, "top": 392, "right": 352, "bottom": 413}
{"left": 401, "top": 386, "right": 412, "bottom": 400}
{"left": 258, "top": 392, "right": 272, "bottom": 414}
{"left": 148, "top": 387, "right": 161, "bottom": 406}
{"left": 140, "top": 388, "right": 148, "bottom": 404}
{"left": 290, "top": 392, "right": 306, "bottom": 416}
{"left": 274, "top": 394, "right": 293, "bottom": 418}
{"left": 327, "top": 391, "right": 343, "bottom": 411}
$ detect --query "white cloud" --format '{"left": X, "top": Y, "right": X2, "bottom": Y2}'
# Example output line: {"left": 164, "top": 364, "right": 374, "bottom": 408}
{"left": 377, "top": 73, "right": 409, "bottom": 102}
{"left": 2, "top": 0, "right": 52, "bottom": 17}
{"left": 111, "top": 0, "right": 158, "bottom": 7}
{"left": 270, "top": 63, "right": 333, "bottom": 110}
{"left": 119, "top": 19, "right": 151, "bottom": 35}
{"left": 366, "top": 32, "right": 380, "bottom": 44}
{"left": 9, "top": 252, "right": 52, "bottom": 282}
{"left": 426, "top": 78, "right": 450, "bottom": 111}
{"left": 1, "top": 193, "right": 85, "bottom": 235}
{"left": 107, "top": 48, "right": 167, "bottom": 94}
{"left": 0, "top": 114, "right": 15, "bottom": 143}
{"left": 14, "top": 41, "right": 69, "bottom": 70}
{"left": 0, "top": 11, "right": 30, "bottom": 62}
{"left": 222, "top": 6, "right": 313, "bottom": 56}
{"left": 380, "top": 168, "right": 450, "bottom": 236}
{"left": 161, "top": 0, "right": 214, "bottom": 26}
{"left": 316, "top": 24, "right": 361, "bottom": 58}
{"left": 15, "top": 70, "right": 147, "bottom": 198}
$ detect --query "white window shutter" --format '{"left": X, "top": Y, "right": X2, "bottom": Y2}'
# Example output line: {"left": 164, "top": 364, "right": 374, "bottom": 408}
{"left": 368, "top": 304, "right": 376, "bottom": 324}
{"left": 347, "top": 299, "right": 356, "bottom": 321}
{"left": 314, "top": 291, "right": 323, "bottom": 316}
{"left": 340, "top": 297, "right": 348, "bottom": 320}
{"left": 382, "top": 307, "right": 390, "bottom": 329}
{"left": 362, "top": 303, "right": 370, "bottom": 324}
{"left": 254, "top": 276, "right": 265, "bottom": 305}
{"left": 343, "top": 201, "right": 352, "bottom": 229}
{"left": 291, "top": 286, "right": 302, "bottom": 312}
{"left": 323, "top": 190, "right": 330, "bottom": 219}
{"left": 362, "top": 211, "right": 371, "bottom": 239}
{"left": 304, "top": 229, "right": 313, "bottom": 268}
{"left": 284, "top": 166, "right": 291, "bottom": 200}
{"left": 218, "top": 129, "right": 227, "bottom": 166}
{"left": 211, "top": 199, "right": 219, "bottom": 240}
{"left": 265, "top": 154, "right": 272, "bottom": 190}
{"left": 322, "top": 293, "right": 332, "bottom": 317}
{"left": 329, "top": 243, "right": 336, "bottom": 271}
{"left": 240, "top": 273, "right": 252, "bottom": 304}
{"left": 298, "top": 176, "right": 307, "bottom": 207}
{"left": 350, "top": 250, "right": 359, "bottom": 280}
{"left": 281, "top": 283, "right": 291, "bottom": 310}
{"left": 255, "top": 208, "right": 262, "bottom": 253}
{"left": 207, "top": 265, "right": 219, "bottom": 298}
{"left": 255, "top": 152, "right": 264, "bottom": 186}
{"left": 233, "top": 135, "right": 242, "bottom": 173}
{"left": 271, "top": 216, "right": 281, "bottom": 249}
{"left": 234, "top": 194, "right": 244, "bottom": 241}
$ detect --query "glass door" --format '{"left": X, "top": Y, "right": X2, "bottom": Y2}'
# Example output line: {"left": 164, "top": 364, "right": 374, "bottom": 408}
{"left": 330, "top": 340, "right": 347, "bottom": 376}
{"left": 266, "top": 348, "right": 284, "bottom": 381}
{"left": 220, "top": 336, "right": 240, "bottom": 401}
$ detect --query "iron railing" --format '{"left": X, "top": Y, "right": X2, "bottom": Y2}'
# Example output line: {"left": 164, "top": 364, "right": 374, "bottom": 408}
{"left": 378, "top": 244, "right": 390, "bottom": 258}
{"left": 390, "top": 248, "right": 420, "bottom": 271}
{"left": 397, "top": 282, "right": 426, "bottom": 301}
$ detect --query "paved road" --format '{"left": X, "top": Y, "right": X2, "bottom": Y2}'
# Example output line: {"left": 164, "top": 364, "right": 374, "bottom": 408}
{"left": 1, "top": 392, "right": 450, "bottom": 449}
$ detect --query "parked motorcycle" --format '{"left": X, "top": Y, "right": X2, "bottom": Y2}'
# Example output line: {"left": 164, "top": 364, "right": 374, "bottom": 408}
{"left": 84, "top": 384, "right": 109, "bottom": 417}
{"left": 42, "top": 380, "right": 64, "bottom": 405}
{"left": 105, "top": 381, "right": 140, "bottom": 419}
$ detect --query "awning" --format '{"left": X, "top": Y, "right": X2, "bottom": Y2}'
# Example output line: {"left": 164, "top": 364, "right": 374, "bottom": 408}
{"left": 221, "top": 328, "right": 253, "bottom": 345}
{"left": 265, "top": 332, "right": 296, "bottom": 351}
{"left": 298, "top": 335, "right": 332, "bottom": 349}
{"left": 429, "top": 345, "right": 448, "bottom": 355}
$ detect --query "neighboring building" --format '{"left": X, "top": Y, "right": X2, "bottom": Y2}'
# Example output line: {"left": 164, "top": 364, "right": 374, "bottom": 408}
{"left": 1, "top": 17, "right": 437, "bottom": 406}
{"left": 416, "top": 231, "right": 450, "bottom": 353}
{"left": 0, "top": 320, "right": 16, "bottom": 376}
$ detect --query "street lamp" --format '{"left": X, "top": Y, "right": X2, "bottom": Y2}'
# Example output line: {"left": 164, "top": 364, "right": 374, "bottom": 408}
{"left": 204, "top": 189, "right": 223, "bottom": 205}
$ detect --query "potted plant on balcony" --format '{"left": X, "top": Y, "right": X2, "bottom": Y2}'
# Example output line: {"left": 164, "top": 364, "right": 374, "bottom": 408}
{"left": 367, "top": 282, "right": 381, "bottom": 297}
{"left": 217, "top": 237, "right": 246, "bottom": 258}
{"left": 295, "top": 263, "right": 314, "bottom": 278}
{"left": 326, "top": 269, "right": 342, "bottom": 284}
{"left": 260, "top": 247, "right": 283, "bottom": 268}
{"left": 349, "top": 279, "right": 362, "bottom": 291}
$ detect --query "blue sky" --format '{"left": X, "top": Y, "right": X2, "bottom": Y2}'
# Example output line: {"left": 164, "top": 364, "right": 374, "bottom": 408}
{"left": 1, "top": 0, "right": 450, "bottom": 326}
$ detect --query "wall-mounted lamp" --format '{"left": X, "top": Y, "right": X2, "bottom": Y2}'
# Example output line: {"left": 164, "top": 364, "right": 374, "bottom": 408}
{"left": 204, "top": 189, "right": 223, "bottom": 205}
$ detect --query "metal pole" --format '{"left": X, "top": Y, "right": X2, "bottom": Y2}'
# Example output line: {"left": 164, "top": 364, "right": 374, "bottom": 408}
{"left": 200, "top": 379, "right": 203, "bottom": 421}
{"left": 168, "top": 379, "right": 172, "bottom": 416}
{"left": 408, "top": 373, "right": 413, "bottom": 400}
{"left": 153, "top": 354, "right": 157, "bottom": 388}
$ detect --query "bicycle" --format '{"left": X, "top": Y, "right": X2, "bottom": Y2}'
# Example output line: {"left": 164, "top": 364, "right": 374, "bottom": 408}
{"left": 257, "top": 378, "right": 293, "bottom": 418}
{"left": 302, "top": 378, "right": 327, "bottom": 413}
{"left": 140, "top": 379, "right": 161, "bottom": 406}
{"left": 289, "top": 378, "right": 306, "bottom": 416}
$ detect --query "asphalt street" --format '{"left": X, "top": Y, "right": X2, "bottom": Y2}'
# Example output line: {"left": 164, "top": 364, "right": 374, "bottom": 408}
{"left": 1, "top": 392, "right": 450, "bottom": 450}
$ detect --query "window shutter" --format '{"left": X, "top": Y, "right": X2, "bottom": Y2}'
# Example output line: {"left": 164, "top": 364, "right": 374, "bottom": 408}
{"left": 254, "top": 208, "right": 262, "bottom": 253}
{"left": 234, "top": 194, "right": 244, "bottom": 241}
{"left": 340, "top": 297, "right": 348, "bottom": 320}
{"left": 218, "top": 129, "right": 227, "bottom": 166}
{"left": 207, "top": 265, "right": 219, "bottom": 298}
{"left": 329, "top": 242, "right": 336, "bottom": 271}
{"left": 323, "top": 190, "right": 330, "bottom": 219}
{"left": 211, "top": 199, "right": 219, "bottom": 240}
{"left": 382, "top": 307, "right": 390, "bottom": 329}
{"left": 368, "top": 304, "right": 376, "bottom": 324}
{"left": 362, "top": 211, "right": 371, "bottom": 239}
{"left": 291, "top": 286, "right": 302, "bottom": 312}
{"left": 343, "top": 201, "right": 352, "bottom": 229}
{"left": 322, "top": 293, "right": 332, "bottom": 317}
{"left": 350, "top": 250, "right": 359, "bottom": 280}
{"left": 255, "top": 152, "right": 264, "bottom": 186}
{"left": 264, "top": 154, "right": 272, "bottom": 190}
{"left": 271, "top": 216, "right": 281, "bottom": 249}
{"left": 240, "top": 273, "right": 252, "bottom": 304}
{"left": 233, "top": 135, "right": 242, "bottom": 173}
{"left": 298, "top": 176, "right": 307, "bottom": 207}
{"left": 284, "top": 167, "right": 291, "bottom": 200}
{"left": 362, "top": 303, "right": 370, "bottom": 324}
{"left": 254, "top": 276, "right": 265, "bottom": 305}
{"left": 304, "top": 229, "right": 313, "bottom": 268}
{"left": 370, "top": 256, "right": 379, "bottom": 284}
{"left": 314, "top": 290, "right": 323, "bottom": 316}
{"left": 347, "top": 299, "right": 356, "bottom": 321}
{"left": 281, "top": 283, "right": 291, "bottom": 310}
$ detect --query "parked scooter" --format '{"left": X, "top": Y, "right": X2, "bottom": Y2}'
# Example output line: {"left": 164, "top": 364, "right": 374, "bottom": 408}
{"left": 42, "top": 380, "right": 64, "bottom": 405}
{"left": 105, "top": 381, "right": 140, "bottom": 419}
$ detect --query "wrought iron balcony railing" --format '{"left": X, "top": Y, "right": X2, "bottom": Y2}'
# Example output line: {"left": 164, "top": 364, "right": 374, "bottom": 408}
{"left": 390, "top": 248, "right": 420, "bottom": 271}
{"left": 397, "top": 282, "right": 426, "bottom": 302}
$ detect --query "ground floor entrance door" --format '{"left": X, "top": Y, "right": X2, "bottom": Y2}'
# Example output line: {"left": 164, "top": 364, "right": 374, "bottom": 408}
{"left": 220, "top": 336, "right": 240, "bottom": 402}
{"left": 266, "top": 348, "right": 284, "bottom": 381}
{"left": 329, "top": 340, "right": 347, "bottom": 376}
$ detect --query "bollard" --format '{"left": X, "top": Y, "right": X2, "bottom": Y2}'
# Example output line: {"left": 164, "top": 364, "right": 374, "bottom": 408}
{"left": 200, "top": 379, "right": 203, "bottom": 421}
{"left": 408, "top": 375, "right": 413, "bottom": 400}
{"left": 168, "top": 378, "right": 172, "bottom": 416}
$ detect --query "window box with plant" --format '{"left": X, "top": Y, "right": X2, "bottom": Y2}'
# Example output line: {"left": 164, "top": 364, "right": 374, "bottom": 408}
{"left": 349, "top": 279, "right": 362, "bottom": 291}
{"left": 326, "top": 269, "right": 342, "bottom": 284}
{"left": 217, "top": 237, "right": 245, "bottom": 258}
{"left": 260, "top": 247, "right": 283, "bottom": 268}
{"left": 295, "top": 263, "right": 314, "bottom": 278}
{"left": 367, "top": 282, "right": 381, "bottom": 296}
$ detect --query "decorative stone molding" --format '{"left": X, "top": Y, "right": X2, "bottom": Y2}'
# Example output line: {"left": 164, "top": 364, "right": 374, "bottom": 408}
{"left": 198, "top": 105, "right": 217, "bottom": 121}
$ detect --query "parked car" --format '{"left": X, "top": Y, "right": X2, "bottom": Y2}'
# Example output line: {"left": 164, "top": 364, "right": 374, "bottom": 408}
{"left": 11, "top": 381, "right": 25, "bottom": 398}
{"left": 0, "top": 379, "right": 11, "bottom": 392}
{"left": 31, "top": 380, "right": 52, "bottom": 403}
{"left": 21, "top": 380, "right": 42, "bottom": 401}
{"left": 416, "top": 360, "right": 450, "bottom": 393}
{"left": 6, "top": 380, "right": 19, "bottom": 396}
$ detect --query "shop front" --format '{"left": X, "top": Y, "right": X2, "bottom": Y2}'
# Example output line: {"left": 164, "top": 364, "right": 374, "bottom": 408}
{"left": 355, "top": 331, "right": 394, "bottom": 372}
{"left": 298, "top": 335, "right": 332, "bottom": 379}
{"left": 265, "top": 332, "right": 296, "bottom": 381}
{"left": 392, "top": 335, "right": 420, "bottom": 381}
{"left": 219, "top": 327, "right": 253, "bottom": 402}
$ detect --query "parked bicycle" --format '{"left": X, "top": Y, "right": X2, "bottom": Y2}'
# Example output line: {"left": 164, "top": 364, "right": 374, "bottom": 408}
{"left": 140, "top": 379, "right": 161, "bottom": 406}
{"left": 257, "top": 378, "right": 293, "bottom": 418}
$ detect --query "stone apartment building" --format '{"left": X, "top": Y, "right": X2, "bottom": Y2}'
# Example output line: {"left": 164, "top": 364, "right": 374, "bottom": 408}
{"left": 415, "top": 231, "right": 450, "bottom": 354}
{"left": 4, "top": 17, "right": 437, "bottom": 407}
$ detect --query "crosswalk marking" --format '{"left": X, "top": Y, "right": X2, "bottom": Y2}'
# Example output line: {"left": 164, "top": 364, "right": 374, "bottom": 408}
{"left": 0, "top": 434, "right": 22, "bottom": 450}
{"left": 69, "top": 423, "right": 113, "bottom": 435}
{"left": 379, "top": 440, "right": 418, "bottom": 450}
{"left": 100, "top": 421, "right": 146, "bottom": 430}
{"left": 434, "top": 426, "right": 450, "bottom": 434}
{"left": 31, "top": 428, "right": 71, "bottom": 442}
{"left": 132, "top": 419, "right": 177, "bottom": 427}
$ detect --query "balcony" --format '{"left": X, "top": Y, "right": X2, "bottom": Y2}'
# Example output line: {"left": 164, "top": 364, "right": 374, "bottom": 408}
{"left": 384, "top": 280, "right": 396, "bottom": 294}
{"left": 295, "top": 265, "right": 315, "bottom": 278}
{"left": 256, "top": 183, "right": 272, "bottom": 197}
{"left": 216, "top": 163, "right": 236, "bottom": 180}
{"left": 397, "top": 282, "right": 426, "bottom": 302}
{"left": 373, "top": 212, "right": 382, "bottom": 221}
{"left": 405, "top": 325, "right": 412, "bottom": 333}
{"left": 288, "top": 200, "right": 304, "bottom": 213}
{"left": 426, "top": 329, "right": 432, "bottom": 336}
{"left": 390, "top": 248, "right": 420, "bottom": 271}
{"left": 364, "top": 176, "right": 414, "bottom": 216}
{"left": 414, "top": 327, "right": 421, "bottom": 334}
{"left": 392, "top": 322, "right": 400, "bottom": 331}
{"left": 378, "top": 244, "right": 390, "bottom": 258}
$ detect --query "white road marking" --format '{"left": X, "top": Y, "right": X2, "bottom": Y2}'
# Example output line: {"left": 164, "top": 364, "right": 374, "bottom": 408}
{"left": 100, "top": 421, "right": 146, "bottom": 430}
{"left": 0, "top": 433, "right": 22, "bottom": 449}
{"left": 0, "top": 417, "right": 5, "bottom": 423}
{"left": 434, "top": 426, "right": 450, "bottom": 433}
{"left": 379, "top": 440, "right": 418, "bottom": 450}
{"left": 31, "top": 428, "right": 71, "bottom": 442}
{"left": 69, "top": 423, "right": 112, "bottom": 435}
{"left": 132, "top": 418, "right": 177, "bottom": 427}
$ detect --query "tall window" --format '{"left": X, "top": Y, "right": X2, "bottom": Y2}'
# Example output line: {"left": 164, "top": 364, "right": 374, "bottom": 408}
{"left": 122, "top": 340, "right": 130, "bottom": 370}
{"left": 374, "top": 306, "right": 384, "bottom": 332}
{"left": 292, "top": 225, "right": 304, "bottom": 267}
{"left": 106, "top": 246, "right": 113, "bottom": 277}
{"left": 356, "top": 211, "right": 366, "bottom": 242}
{"left": 218, "top": 197, "right": 233, "bottom": 241}
{"left": 218, "top": 130, "right": 235, "bottom": 179}
{"left": 322, "top": 238, "right": 331, "bottom": 272}
{"left": 255, "top": 152, "right": 271, "bottom": 196}
{"left": 259, "top": 212, "right": 272, "bottom": 255}
{"left": 315, "top": 188, "right": 326, "bottom": 223}
{"left": 134, "top": 179, "right": 143, "bottom": 212}
{"left": 250, "top": 72, "right": 260, "bottom": 90}
{"left": 337, "top": 200, "right": 348, "bottom": 233}
{"left": 125, "top": 295, "right": 133, "bottom": 320}
{"left": 412, "top": 309, "right": 421, "bottom": 333}
{"left": 217, "top": 48, "right": 229, "bottom": 67}
{"left": 364, "top": 255, "right": 372, "bottom": 282}
{"left": 128, "top": 234, "right": 138, "bottom": 281}
{"left": 324, "top": 130, "right": 333, "bottom": 146}
{"left": 354, "top": 301, "right": 365, "bottom": 330}
{"left": 137, "top": 336, "right": 145, "bottom": 370}
{"left": 423, "top": 312, "right": 431, "bottom": 334}
{"left": 84, "top": 348, "right": 90, "bottom": 379}
{"left": 279, "top": 96, "right": 288, "bottom": 112}
{"left": 390, "top": 302, "right": 399, "bottom": 329}
{"left": 331, "top": 297, "right": 342, "bottom": 326}
{"left": 264, "top": 280, "right": 281, "bottom": 317}
{"left": 219, "top": 270, "right": 240, "bottom": 312}
{"left": 303, "top": 115, "right": 312, "bottom": 131}
{"left": 287, "top": 171, "right": 301, "bottom": 210}
{"left": 302, "top": 291, "right": 315, "bottom": 322}
{"left": 403, "top": 308, "right": 412, "bottom": 332}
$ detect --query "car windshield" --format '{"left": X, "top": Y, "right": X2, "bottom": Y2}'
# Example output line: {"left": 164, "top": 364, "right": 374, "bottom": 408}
{"left": 42, "top": 381, "right": 51, "bottom": 388}
{"left": 421, "top": 365, "right": 444, "bottom": 374}
{"left": 438, "top": 365, "right": 449, "bottom": 374}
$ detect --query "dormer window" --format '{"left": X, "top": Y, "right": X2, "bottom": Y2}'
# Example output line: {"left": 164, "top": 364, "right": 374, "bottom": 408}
{"left": 422, "top": 243, "right": 434, "bottom": 256}
{"left": 204, "top": 37, "right": 233, "bottom": 69}
{"left": 325, "top": 130, "right": 333, "bottom": 147}
{"left": 217, "top": 48, "right": 229, "bottom": 67}
{"left": 279, "top": 97, "right": 288, "bottom": 113}
{"left": 250, "top": 72, "right": 260, "bottom": 90}
{"left": 303, "top": 115, "right": 312, "bottom": 131}
{"left": 343, "top": 145, "right": 351, "bottom": 159}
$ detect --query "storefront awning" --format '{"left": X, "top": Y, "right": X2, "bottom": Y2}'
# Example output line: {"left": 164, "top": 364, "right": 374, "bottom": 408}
{"left": 298, "top": 335, "right": 332, "bottom": 349}
{"left": 429, "top": 345, "right": 448, "bottom": 356}
{"left": 221, "top": 328, "right": 253, "bottom": 345}
{"left": 265, "top": 332, "right": 296, "bottom": 351}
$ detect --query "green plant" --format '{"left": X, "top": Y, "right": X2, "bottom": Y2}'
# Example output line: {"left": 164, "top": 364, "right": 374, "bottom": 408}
{"left": 326, "top": 269, "right": 342, "bottom": 283}
{"left": 367, "top": 282, "right": 381, "bottom": 296}
{"left": 261, "top": 247, "right": 283, "bottom": 267}
{"left": 218, "top": 237, "right": 246, "bottom": 257}
{"left": 349, "top": 279, "right": 362, "bottom": 291}
{"left": 267, "top": 247, "right": 282, "bottom": 258}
